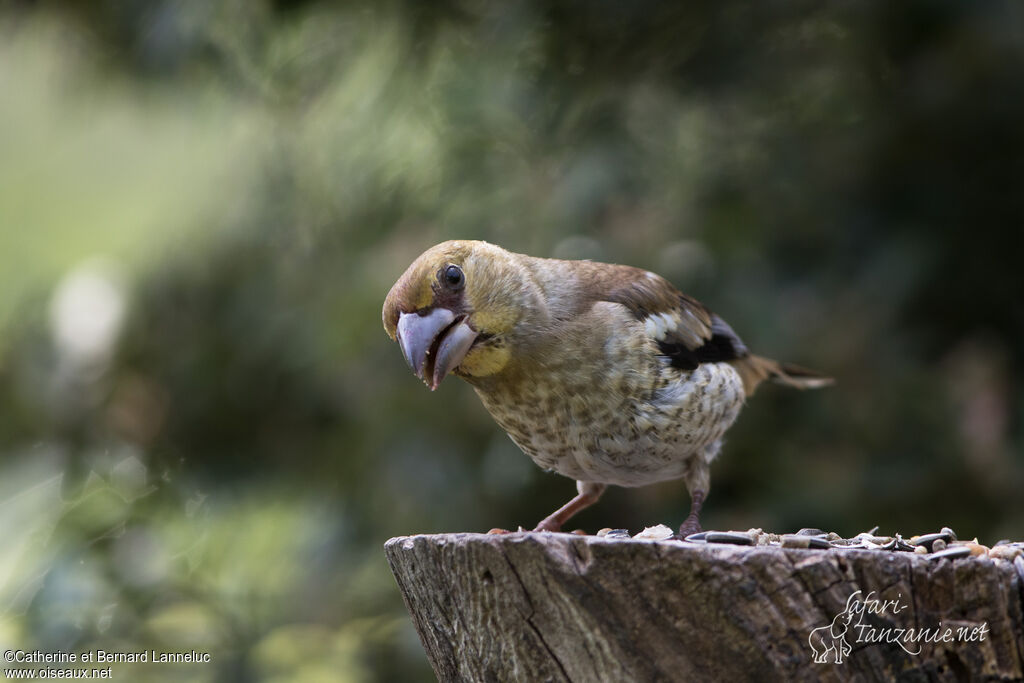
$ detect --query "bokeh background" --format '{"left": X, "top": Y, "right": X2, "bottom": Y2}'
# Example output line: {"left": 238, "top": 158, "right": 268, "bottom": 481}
{"left": 2, "top": 1, "right": 1022, "bottom": 680}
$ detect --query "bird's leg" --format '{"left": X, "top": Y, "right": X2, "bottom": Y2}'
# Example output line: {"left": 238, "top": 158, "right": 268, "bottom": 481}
{"left": 534, "top": 481, "right": 606, "bottom": 532}
{"left": 678, "top": 489, "right": 706, "bottom": 537}
{"left": 679, "top": 454, "right": 712, "bottom": 537}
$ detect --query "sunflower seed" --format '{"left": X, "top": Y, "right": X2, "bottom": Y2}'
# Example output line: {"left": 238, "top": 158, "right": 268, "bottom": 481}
{"left": 705, "top": 531, "right": 754, "bottom": 546}
{"left": 928, "top": 546, "right": 972, "bottom": 561}
{"left": 782, "top": 534, "right": 831, "bottom": 549}
{"left": 911, "top": 532, "right": 951, "bottom": 549}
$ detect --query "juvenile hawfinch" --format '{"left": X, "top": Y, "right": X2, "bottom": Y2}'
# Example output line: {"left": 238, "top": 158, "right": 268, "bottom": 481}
{"left": 383, "top": 240, "right": 831, "bottom": 536}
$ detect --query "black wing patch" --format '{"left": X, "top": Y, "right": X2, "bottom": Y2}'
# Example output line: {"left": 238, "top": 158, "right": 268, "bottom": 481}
{"left": 658, "top": 314, "right": 749, "bottom": 370}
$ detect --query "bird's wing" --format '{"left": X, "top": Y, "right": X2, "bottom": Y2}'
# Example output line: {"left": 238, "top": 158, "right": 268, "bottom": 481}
{"left": 571, "top": 261, "right": 831, "bottom": 395}
{"left": 579, "top": 263, "right": 750, "bottom": 371}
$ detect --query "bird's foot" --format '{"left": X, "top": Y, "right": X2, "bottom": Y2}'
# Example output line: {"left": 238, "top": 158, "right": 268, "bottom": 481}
{"left": 487, "top": 528, "right": 512, "bottom": 535}
{"left": 678, "top": 515, "right": 702, "bottom": 539}
{"left": 532, "top": 518, "right": 562, "bottom": 533}
{"left": 678, "top": 488, "right": 706, "bottom": 538}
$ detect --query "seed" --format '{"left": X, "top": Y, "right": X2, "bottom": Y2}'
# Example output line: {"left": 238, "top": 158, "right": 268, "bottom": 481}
{"left": 911, "top": 532, "right": 950, "bottom": 549}
{"left": 928, "top": 546, "right": 972, "bottom": 561}
{"left": 782, "top": 534, "right": 830, "bottom": 549}
{"left": 704, "top": 531, "right": 754, "bottom": 546}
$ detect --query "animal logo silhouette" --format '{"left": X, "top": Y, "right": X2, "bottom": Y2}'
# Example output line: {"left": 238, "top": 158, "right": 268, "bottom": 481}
{"left": 808, "top": 594, "right": 857, "bottom": 664}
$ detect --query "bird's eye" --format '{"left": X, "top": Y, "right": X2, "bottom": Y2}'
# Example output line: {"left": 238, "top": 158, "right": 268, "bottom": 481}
{"left": 442, "top": 264, "right": 465, "bottom": 290}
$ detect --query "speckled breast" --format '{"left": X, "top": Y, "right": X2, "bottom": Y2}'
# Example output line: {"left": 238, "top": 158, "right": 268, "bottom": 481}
{"left": 472, "top": 361, "right": 746, "bottom": 487}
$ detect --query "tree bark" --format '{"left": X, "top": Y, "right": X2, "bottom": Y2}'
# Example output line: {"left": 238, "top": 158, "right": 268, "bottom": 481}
{"left": 384, "top": 533, "right": 1024, "bottom": 682}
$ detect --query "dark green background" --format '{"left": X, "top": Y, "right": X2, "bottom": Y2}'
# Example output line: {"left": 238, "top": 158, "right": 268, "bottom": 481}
{"left": 1, "top": 1, "right": 1021, "bottom": 680}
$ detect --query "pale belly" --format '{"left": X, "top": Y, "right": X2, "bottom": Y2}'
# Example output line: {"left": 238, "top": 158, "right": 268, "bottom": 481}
{"left": 474, "top": 362, "right": 745, "bottom": 487}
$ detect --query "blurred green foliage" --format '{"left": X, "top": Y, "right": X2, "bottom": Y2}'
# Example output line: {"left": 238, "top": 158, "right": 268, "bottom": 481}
{"left": 1, "top": 1, "right": 1022, "bottom": 680}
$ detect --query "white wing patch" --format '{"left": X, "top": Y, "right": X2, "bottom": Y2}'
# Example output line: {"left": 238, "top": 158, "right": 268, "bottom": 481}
{"left": 640, "top": 308, "right": 708, "bottom": 349}
{"left": 642, "top": 311, "right": 683, "bottom": 341}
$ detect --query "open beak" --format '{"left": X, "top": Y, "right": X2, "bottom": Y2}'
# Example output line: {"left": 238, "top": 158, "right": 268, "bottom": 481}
{"left": 396, "top": 309, "right": 479, "bottom": 390}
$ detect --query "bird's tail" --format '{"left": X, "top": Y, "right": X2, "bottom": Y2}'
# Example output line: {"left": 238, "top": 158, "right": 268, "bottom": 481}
{"left": 729, "top": 355, "right": 834, "bottom": 397}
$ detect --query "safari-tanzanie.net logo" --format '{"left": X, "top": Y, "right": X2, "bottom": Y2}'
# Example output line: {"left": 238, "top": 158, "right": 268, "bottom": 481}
{"left": 808, "top": 590, "right": 989, "bottom": 664}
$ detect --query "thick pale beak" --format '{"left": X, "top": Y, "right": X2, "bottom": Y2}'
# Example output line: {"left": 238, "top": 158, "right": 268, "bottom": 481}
{"left": 396, "top": 309, "right": 479, "bottom": 390}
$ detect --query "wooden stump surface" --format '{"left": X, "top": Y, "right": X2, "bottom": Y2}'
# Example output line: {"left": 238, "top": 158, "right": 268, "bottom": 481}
{"left": 385, "top": 532, "right": 1024, "bottom": 682}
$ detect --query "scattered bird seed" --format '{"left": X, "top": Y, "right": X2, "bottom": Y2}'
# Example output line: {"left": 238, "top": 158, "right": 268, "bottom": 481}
{"left": 571, "top": 524, "right": 1014, "bottom": 562}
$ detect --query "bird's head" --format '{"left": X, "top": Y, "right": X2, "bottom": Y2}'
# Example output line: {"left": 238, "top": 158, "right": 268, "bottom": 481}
{"left": 383, "top": 240, "right": 537, "bottom": 390}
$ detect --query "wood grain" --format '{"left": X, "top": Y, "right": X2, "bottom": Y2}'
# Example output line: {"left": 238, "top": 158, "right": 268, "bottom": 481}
{"left": 384, "top": 533, "right": 1024, "bottom": 682}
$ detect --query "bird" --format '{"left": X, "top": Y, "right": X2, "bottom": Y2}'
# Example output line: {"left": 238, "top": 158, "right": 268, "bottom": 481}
{"left": 382, "top": 240, "right": 831, "bottom": 536}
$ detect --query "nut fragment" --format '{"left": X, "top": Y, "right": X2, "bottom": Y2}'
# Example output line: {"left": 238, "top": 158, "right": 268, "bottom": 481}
{"left": 966, "top": 542, "right": 989, "bottom": 557}
{"left": 988, "top": 545, "right": 1022, "bottom": 561}
{"left": 633, "top": 524, "right": 675, "bottom": 541}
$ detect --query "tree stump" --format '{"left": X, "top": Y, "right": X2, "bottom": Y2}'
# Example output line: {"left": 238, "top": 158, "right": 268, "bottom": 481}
{"left": 384, "top": 533, "right": 1024, "bottom": 682}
